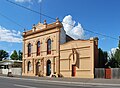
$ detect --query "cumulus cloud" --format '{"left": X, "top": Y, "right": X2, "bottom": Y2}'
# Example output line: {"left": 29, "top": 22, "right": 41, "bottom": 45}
{"left": 0, "top": 26, "right": 22, "bottom": 43}
{"left": 62, "top": 15, "right": 85, "bottom": 40}
{"left": 15, "top": 0, "right": 32, "bottom": 3}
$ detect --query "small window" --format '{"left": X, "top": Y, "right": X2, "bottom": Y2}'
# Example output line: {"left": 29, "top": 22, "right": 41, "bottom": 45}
{"left": 28, "top": 43, "right": 32, "bottom": 57}
{"left": 28, "top": 61, "right": 31, "bottom": 71}
{"left": 37, "top": 41, "right": 40, "bottom": 56}
{"left": 47, "top": 39, "right": 51, "bottom": 54}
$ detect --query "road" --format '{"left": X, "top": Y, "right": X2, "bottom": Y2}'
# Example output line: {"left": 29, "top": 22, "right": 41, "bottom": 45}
{"left": 0, "top": 76, "right": 119, "bottom": 88}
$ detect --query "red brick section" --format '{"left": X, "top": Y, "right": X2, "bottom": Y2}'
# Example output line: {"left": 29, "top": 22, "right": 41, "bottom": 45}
{"left": 105, "top": 68, "right": 111, "bottom": 79}
{"left": 94, "top": 41, "right": 98, "bottom": 68}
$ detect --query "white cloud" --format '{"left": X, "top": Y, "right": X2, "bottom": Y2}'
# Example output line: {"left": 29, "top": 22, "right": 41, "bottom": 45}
{"left": 15, "top": 0, "right": 32, "bottom": 3}
{"left": 15, "top": 0, "right": 42, "bottom": 3}
{"left": 111, "top": 47, "right": 117, "bottom": 54}
{"left": 108, "top": 47, "right": 118, "bottom": 58}
{"left": 38, "top": 0, "right": 42, "bottom": 3}
{"left": 62, "top": 15, "right": 85, "bottom": 40}
{"left": 0, "top": 26, "right": 22, "bottom": 43}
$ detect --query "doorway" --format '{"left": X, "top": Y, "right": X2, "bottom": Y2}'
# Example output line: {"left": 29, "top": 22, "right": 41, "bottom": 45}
{"left": 36, "top": 62, "right": 40, "bottom": 75}
{"left": 46, "top": 60, "right": 51, "bottom": 76}
{"left": 72, "top": 65, "right": 76, "bottom": 76}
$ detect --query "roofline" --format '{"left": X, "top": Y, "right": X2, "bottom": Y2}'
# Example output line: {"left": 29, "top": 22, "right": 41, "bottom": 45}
{"left": 23, "top": 21, "right": 63, "bottom": 37}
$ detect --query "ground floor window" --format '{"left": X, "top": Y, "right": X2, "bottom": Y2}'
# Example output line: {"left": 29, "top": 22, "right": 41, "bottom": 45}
{"left": 28, "top": 61, "right": 32, "bottom": 71}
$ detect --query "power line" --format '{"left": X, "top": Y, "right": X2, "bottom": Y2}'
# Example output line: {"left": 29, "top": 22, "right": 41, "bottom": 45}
{"left": 62, "top": 22, "right": 119, "bottom": 40}
{"left": 0, "top": 12, "right": 25, "bottom": 29}
{"left": 6, "top": 0, "right": 56, "bottom": 21}
{"left": 84, "top": 28, "right": 119, "bottom": 40}
{"left": 6, "top": 0, "right": 119, "bottom": 40}
{"left": 40, "top": 0, "right": 42, "bottom": 23}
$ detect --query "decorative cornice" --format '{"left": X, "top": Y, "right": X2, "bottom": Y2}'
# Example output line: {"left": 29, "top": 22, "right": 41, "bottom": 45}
{"left": 23, "top": 21, "right": 63, "bottom": 37}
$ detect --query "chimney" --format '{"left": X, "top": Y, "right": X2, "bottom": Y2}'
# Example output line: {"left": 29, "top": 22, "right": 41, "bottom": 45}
{"left": 43, "top": 20, "right": 47, "bottom": 28}
{"left": 32, "top": 24, "right": 36, "bottom": 32}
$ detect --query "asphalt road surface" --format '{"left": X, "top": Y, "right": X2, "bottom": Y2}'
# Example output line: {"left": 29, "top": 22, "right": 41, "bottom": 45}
{"left": 0, "top": 76, "right": 119, "bottom": 88}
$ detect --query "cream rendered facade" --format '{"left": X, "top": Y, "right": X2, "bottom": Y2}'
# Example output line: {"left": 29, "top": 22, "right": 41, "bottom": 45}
{"left": 60, "top": 38, "right": 98, "bottom": 78}
{"left": 22, "top": 19, "right": 98, "bottom": 78}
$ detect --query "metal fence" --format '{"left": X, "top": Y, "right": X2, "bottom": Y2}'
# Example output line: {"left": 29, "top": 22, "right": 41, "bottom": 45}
{"left": 95, "top": 68, "right": 105, "bottom": 78}
{"left": 95, "top": 68, "right": 120, "bottom": 79}
{"left": 111, "top": 68, "right": 120, "bottom": 79}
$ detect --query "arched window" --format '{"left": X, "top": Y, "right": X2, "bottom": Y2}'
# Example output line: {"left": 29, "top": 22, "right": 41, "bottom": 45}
{"left": 37, "top": 41, "right": 40, "bottom": 56}
{"left": 28, "top": 61, "right": 31, "bottom": 71}
{"left": 47, "top": 39, "right": 51, "bottom": 54}
{"left": 28, "top": 43, "right": 31, "bottom": 57}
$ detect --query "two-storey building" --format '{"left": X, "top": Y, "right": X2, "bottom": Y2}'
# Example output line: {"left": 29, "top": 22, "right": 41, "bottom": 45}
{"left": 22, "top": 19, "right": 98, "bottom": 78}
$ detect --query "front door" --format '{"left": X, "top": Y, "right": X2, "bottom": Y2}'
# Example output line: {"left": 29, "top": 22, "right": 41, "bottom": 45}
{"left": 72, "top": 65, "right": 76, "bottom": 76}
{"left": 46, "top": 60, "right": 51, "bottom": 76}
{"left": 36, "top": 62, "right": 40, "bottom": 75}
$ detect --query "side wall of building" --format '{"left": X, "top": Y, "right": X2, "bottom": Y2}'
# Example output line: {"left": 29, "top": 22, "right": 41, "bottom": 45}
{"left": 60, "top": 38, "right": 98, "bottom": 78}
{"left": 60, "top": 28, "right": 66, "bottom": 44}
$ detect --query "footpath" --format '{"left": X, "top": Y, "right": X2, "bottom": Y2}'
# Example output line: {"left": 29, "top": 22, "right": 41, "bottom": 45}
{"left": 0, "top": 74, "right": 120, "bottom": 87}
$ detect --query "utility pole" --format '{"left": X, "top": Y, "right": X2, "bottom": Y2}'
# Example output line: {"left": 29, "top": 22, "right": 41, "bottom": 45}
{"left": 40, "top": 0, "right": 42, "bottom": 23}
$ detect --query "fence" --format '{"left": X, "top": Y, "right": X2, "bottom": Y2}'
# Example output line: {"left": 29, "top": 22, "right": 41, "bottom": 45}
{"left": 2, "top": 69, "right": 8, "bottom": 75}
{"left": 0, "top": 69, "right": 2, "bottom": 74}
{"left": 111, "top": 68, "right": 120, "bottom": 79}
{"left": 95, "top": 68, "right": 120, "bottom": 79}
{"left": 11, "top": 68, "right": 22, "bottom": 76}
{"left": 1, "top": 68, "right": 22, "bottom": 76}
{"left": 95, "top": 68, "right": 105, "bottom": 78}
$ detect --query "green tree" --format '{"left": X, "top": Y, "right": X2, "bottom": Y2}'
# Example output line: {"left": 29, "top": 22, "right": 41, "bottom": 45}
{"left": 118, "top": 36, "right": 120, "bottom": 49}
{"left": 108, "top": 53, "right": 119, "bottom": 68}
{"left": 0, "top": 50, "right": 9, "bottom": 61}
{"left": 113, "top": 38, "right": 120, "bottom": 67}
{"left": 18, "top": 50, "right": 22, "bottom": 60}
{"left": 103, "top": 51, "right": 108, "bottom": 68}
{"left": 10, "top": 50, "right": 18, "bottom": 60}
{"left": 98, "top": 48, "right": 108, "bottom": 68}
{"left": 107, "top": 37, "right": 120, "bottom": 68}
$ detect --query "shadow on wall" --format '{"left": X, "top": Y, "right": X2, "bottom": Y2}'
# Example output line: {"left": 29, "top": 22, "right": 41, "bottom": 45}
{"left": 68, "top": 49, "right": 80, "bottom": 68}
{"left": 76, "top": 51, "right": 80, "bottom": 68}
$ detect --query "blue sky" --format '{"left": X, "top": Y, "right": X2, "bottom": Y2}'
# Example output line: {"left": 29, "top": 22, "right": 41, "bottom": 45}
{"left": 0, "top": 0, "right": 120, "bottom": 56}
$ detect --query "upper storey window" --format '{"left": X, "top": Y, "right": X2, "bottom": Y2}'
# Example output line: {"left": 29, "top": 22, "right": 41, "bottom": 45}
{"left": 37, "top": 41, "right": 40, "bottom": 56}
{"left": 47, "top": 39, "right": 51, "bottom": 54}
{"left": 28, "top": 43, "right": 32, "bottom": 57}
